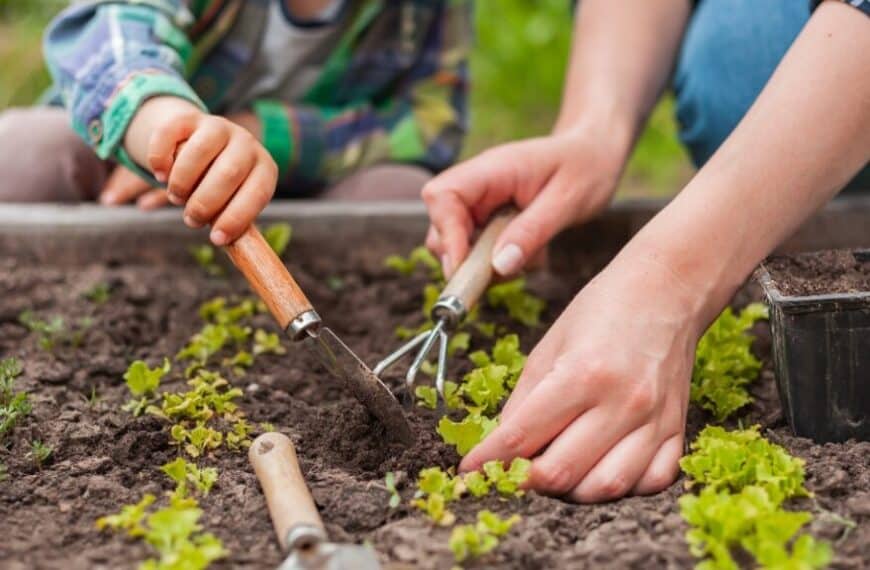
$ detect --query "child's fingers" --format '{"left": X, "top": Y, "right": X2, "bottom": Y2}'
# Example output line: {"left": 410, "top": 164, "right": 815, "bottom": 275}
{"left": 167, "top": 120, "right": 230, "bottom": 204}
{"left": 209, "top": 161, "right": 277, "bottom": 246}
{"left": 182, "top": 139, "right": 255, "bottom": 228}
{"left": 100, "top": 167, "right": 152, "bottom": 205}
{"left": 148, "top": 117, "right": 197, "bottom": 182}
{"left": 136, "top": 189, "right": 170, "bottom": 210}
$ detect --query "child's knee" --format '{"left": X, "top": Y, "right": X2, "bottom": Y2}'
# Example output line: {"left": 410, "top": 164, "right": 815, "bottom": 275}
{"left": 0, "top": 107, "right": 107, "bottom": 202}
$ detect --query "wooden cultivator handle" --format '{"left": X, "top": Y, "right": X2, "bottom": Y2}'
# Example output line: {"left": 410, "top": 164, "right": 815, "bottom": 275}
{"left": 440, "top": 208, "right": 517, "bottom": 311}
{"left": 249, "top": 432, "right": 324, "bottom": 551}
{"left": 223, "top": 226, "right": 313, "bottom": 330}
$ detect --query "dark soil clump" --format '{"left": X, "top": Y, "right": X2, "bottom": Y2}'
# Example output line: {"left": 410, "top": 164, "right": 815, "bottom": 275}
{"left": 0, "top": 248, "right": 867, "bottom": 569}
{"left": 765, "top": 249, "right": 870, "bottom": 296}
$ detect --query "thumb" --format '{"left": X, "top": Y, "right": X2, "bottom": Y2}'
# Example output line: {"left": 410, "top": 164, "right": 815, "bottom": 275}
{"left": 491, "top": 178, "right": 578, "bottom": 276}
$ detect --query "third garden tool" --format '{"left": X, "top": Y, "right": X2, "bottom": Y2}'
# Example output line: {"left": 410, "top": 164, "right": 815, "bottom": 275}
{"left": 373, "top": 209, "right": 517, "bottom": 404}
{"left": 223, "top": 226, "right": 414, "bottom": 445}
{"left": 249, "top": 432, "right": 381, "bottom": 570}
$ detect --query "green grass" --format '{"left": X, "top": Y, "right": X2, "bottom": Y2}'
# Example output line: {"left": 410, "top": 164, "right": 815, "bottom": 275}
{"left": 0, "top": 0, "right": 690, "bottom": 196}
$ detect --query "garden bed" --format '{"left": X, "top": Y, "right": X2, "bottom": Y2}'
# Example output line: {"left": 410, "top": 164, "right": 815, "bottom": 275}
{"left": 0, "top": 202, "right": 868, "bottom": 569}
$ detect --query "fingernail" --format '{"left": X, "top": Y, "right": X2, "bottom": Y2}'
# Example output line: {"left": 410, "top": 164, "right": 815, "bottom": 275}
{"left": 183, "top": 215, "right": 201, "bottom": 228}
{"left": 492, "top": 243, "right": 524, "bottom": 275}
{"left": 154, "top": 170, "right": 167, "bottom": 184}
{"left": 167, "top": 192, "right": 183, "bottom": 206}
{"left": 210, "top": 229, "right": 228, "bottom": 246}
{"left": 441, "top": 254, "right": 452, "bottom": 277}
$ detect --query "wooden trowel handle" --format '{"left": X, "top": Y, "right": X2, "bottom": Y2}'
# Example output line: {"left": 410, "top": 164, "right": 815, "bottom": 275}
{"left": 223, "top": 226, "right": 313, "bottom": 330}
{"left": 440, "top": 208, "right": 517, "bottom": 311}
{"left": 249, "top": 432, "right": 324, "bottom": 551}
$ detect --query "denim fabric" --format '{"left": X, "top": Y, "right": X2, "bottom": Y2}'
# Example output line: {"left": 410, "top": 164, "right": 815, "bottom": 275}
{"left": 674, "top": 0, "right": 868, "bottom": 192}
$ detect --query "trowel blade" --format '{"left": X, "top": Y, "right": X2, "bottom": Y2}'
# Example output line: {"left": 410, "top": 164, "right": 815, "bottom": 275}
{"left": 278, "top": 542, "right": 381, "bottom": 570}
{"left": 300, "top": 327, "right": 415, "bottom": 446}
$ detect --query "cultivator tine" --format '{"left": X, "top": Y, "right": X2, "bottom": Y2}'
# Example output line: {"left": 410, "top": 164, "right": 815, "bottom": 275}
{"left": 373, "top": 330, "right": 430, "bottom": 377}
{"left": 435, "top": 329, "right": 449, "bottom": 398}
{"left": 405, "top": 320, "right": 445, "bottom": 389}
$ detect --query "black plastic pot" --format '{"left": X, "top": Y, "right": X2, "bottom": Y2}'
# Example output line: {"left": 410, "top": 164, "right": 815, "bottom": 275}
{"left": 758, "top": 250, "right": 870, "bottom": 443}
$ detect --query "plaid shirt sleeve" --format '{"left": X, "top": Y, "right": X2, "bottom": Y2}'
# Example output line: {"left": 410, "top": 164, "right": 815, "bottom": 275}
{"left": 43, "top": 0, "right": 206, "bottom": 179}
{"left": 256, "top": 1, "right": 471, "bottom": 191}
{"left": 812, "top": 0, "right": 870, "bottom": 16}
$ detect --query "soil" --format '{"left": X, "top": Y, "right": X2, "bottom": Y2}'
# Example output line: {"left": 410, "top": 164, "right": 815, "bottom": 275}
{"left": 765, "top": 249, "right": 870, "bottom": 297}
{"left": 0, "top": 248, "right": 868, "bottom": 570}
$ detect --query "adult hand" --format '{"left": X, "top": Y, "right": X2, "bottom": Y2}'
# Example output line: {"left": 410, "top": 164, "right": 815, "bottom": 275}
{"left": 100, "top": 166, "right": 169, "bottom": 210}
{"left": 459, "top": 253, "right": 703, "bottom": 502}
{"left": 422, "top": 127, "right": 628, "bottom": 278}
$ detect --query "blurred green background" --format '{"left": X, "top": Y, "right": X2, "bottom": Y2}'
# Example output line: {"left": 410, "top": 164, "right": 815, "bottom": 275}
{"left": 0, "top": 0, "right": 690, "bottom": 197}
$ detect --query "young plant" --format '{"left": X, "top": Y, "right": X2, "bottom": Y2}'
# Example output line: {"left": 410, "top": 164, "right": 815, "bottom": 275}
{"left": 252, "top": 329, "right": 285, "bottom": 356}
{"left": 83, "top": 282, "right": 111, "bottom": 304}
{"left": 189, "top": 244, "right": 224, "bottom": 277}
{"left": 486, "top": 277, "right": 546, "bottom": 327}
{"left": 691, "top": 303, "right": 768, "bottom": 421}
{"left": 123, "top": 358, "right": 171, "bottom": 416}
{"left": 28, "top": 440, "right": 52, "bottom": 468}
{"left": 225, "top": 419, "right": 253, "bottom": 451}
{"left": 0, "top": 357, "right": 30, "bottom": 440}
{"left": 468, "top": 334, "right": 526, "bottom": 390}
{"left": 96, "top": 494, "right": 156, "bottom": 536}
{"left": 449, "top": 510, "right": 521, "bottom": 564}
{"left": 481, "top": 458, "right": 532, "bottom": 497}
{"left": 161, "top": 457, "right": 219, "bottom": 497}
{"left": 18, "top": 311, "right": 66, "bottom": 351}
{"left": 384, "top": 472, "right": 401, "bottom": 509}
{"left": 437, "top": 411, "right": 498, "bottom": 456}
{"left": 385, "top": 246, "right": 443, "bottom": 280}
{"left": 263, "top": 223, "right": 292, "bottom": 257}
{"left": 411, "top": 467, "right": 466, "bottom": 525}
{"left": 170, "top": 423, "right": 224, "bottom": 459}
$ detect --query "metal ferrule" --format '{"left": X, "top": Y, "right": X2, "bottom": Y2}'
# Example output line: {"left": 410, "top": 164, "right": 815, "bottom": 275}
{"left": 285, "top": 523, "right": 327, "bottom": 553}
{"left": 287, "top": 310, "right": 322, "bottom": 341}
{"left": 431, "top": 295, "right": 466, "bottom": 329}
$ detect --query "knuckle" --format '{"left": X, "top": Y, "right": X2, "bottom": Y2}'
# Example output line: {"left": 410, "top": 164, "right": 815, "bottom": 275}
{"left": 625, "top": 384, "right": 658, "bottom": 415}
{"left": 420, "top": 182, "right": 441, "bottom": 204}
{"left": 535, "top": 461, "right": 575, "bottom": 494}
{"left": 574, "top": 358, "right": 612, "bottom": 390}
{"left": 498, "top": 424, "right": 530, "bottom": 456}
{"left": 217, "top": 160, "right": 245, "bottom": 182}
{"left": 594, "top": 475, "right": 632, "bottom": 501}
{"left": 185, "top": 198, "right": 210, "bottom": 222}
{"left": 638, "top": 468, "right": 677, "bottom": 494}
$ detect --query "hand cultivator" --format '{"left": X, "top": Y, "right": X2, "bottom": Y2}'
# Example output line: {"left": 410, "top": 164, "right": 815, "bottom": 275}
{"left": 374, "top": 209, "right": 516, "bottom": 404}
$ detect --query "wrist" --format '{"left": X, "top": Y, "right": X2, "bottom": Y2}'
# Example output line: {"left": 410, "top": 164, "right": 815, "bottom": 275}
{"left": 124, "top": 96, "right": 204, "bottom": 167}
{"left": 552, "top": 104, "right": 636, "bottom": 170}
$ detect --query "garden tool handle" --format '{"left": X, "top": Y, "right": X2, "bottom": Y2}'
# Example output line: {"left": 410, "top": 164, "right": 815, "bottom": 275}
{"left": 440, "top": 208, "right": 518, "bottom": 311}
{"left": 249, "top": 432, "right": 325, "bottom": 551}
{"left": 223, "top": 225, "right": 314, "bottom": 331}
{"left": 170, "top": 141, "right": 313, "bottom": 332}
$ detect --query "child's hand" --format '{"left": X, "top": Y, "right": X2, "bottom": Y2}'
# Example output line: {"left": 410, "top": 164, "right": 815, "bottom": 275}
{"left": 126, "top": 97, "right": 278, "bottom": 246}
{"left": 100, "top": 166, "right": 169, "bottom": 210}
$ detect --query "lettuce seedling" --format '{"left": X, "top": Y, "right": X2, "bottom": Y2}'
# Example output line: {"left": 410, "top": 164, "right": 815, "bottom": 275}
{"left": 437, "top": 411, "right": 498, "bottom": 456}
{"left": 486, "top": 278, "right": 546, "bottom": 327}
{"left": 412, "top": 467, "right": 466, "bottom": 525}
{"left": 385, "top": 246, "right": 443, "bottom": 280}
{"left": 449, "top": 510, "right": 521, "bottom": 563}
{"left": 384, "top": 472, "right": 401, "bottom": 509}
{"left": 691, "top": 303, "right": 767, "bottom": 421}
{"left": 482, "top": 458, "right": 532, "bottom": 497}
{"left": 171, "top": 423, "right": 224, "bottom": 458}
{"left": 680, "top": 425, "right": 807, "bottom": 505}
{"left": 462, "top": 471, "right": 490, "bottom": 498}
{"left": 161, "top": 457, "right": 218, "bottom": 497}
{"left": 680, "top": 486, "right": 829, "bottom": 570}
{"left": 142, "top": 502, "right": 227, "bottom": 570}
{"left": 225, "top": 419, "right": 253, "bottom": 450}
{"left": 18, "top": 311, "right": 67, "bottom": 351}
{"left": 96, "top": 494, "right": 156, "bottom": 536}
{"left": 253, "top": 329, "right": 286, "bottom": 356}
{"left": 83, "top": 282, "right": 111, "bottom": 304}
{"left": 123, "top": 359, "right": 171, "bottom": 416}
{"left": 469, "top": 334, "right": 526, "bottom": 389}
{"left": 28, "top": 440, "right": 52, "bottom": 469}
{"left": 0, "top": 357, "right": 30, "bottom": 440}
{"left": 461, "top": 365, "right": 509, "bottom": 414}
{"left": 263, "top": 223, "right": 292, "bottom": 257}
{"left": 189, "top": 245, "right": 224, "bottom": 277}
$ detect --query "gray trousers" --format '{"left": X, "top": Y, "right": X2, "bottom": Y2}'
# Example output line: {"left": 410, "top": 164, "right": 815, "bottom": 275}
{"left": 0, "top": 107, "right": 429, "bottom": 203}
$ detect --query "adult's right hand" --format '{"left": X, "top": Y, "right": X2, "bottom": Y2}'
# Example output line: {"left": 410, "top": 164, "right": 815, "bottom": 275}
{"left": 422, "top": 127, "right": 628, "bottom": 278}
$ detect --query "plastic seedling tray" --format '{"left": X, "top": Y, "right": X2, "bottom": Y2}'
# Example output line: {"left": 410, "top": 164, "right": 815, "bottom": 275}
{"left": 758, "top": 250, "right": 870, "bottom": 443}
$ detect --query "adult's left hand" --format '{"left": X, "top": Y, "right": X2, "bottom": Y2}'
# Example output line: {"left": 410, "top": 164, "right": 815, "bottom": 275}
{"left": 459, "top": 254, "right": 703, "bottom": 502}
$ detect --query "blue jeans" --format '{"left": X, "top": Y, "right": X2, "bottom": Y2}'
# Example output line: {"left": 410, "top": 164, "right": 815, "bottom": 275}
{"left": 673, "top": 0, "right": 868, "bottom": 192}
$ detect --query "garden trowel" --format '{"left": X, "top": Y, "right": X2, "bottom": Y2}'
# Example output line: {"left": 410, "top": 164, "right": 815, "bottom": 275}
{"left": 249, "top": 432, "right": 381, "bottom": 570}
{"left": 222, "top": 225, "right": 414, "bottom": 445}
